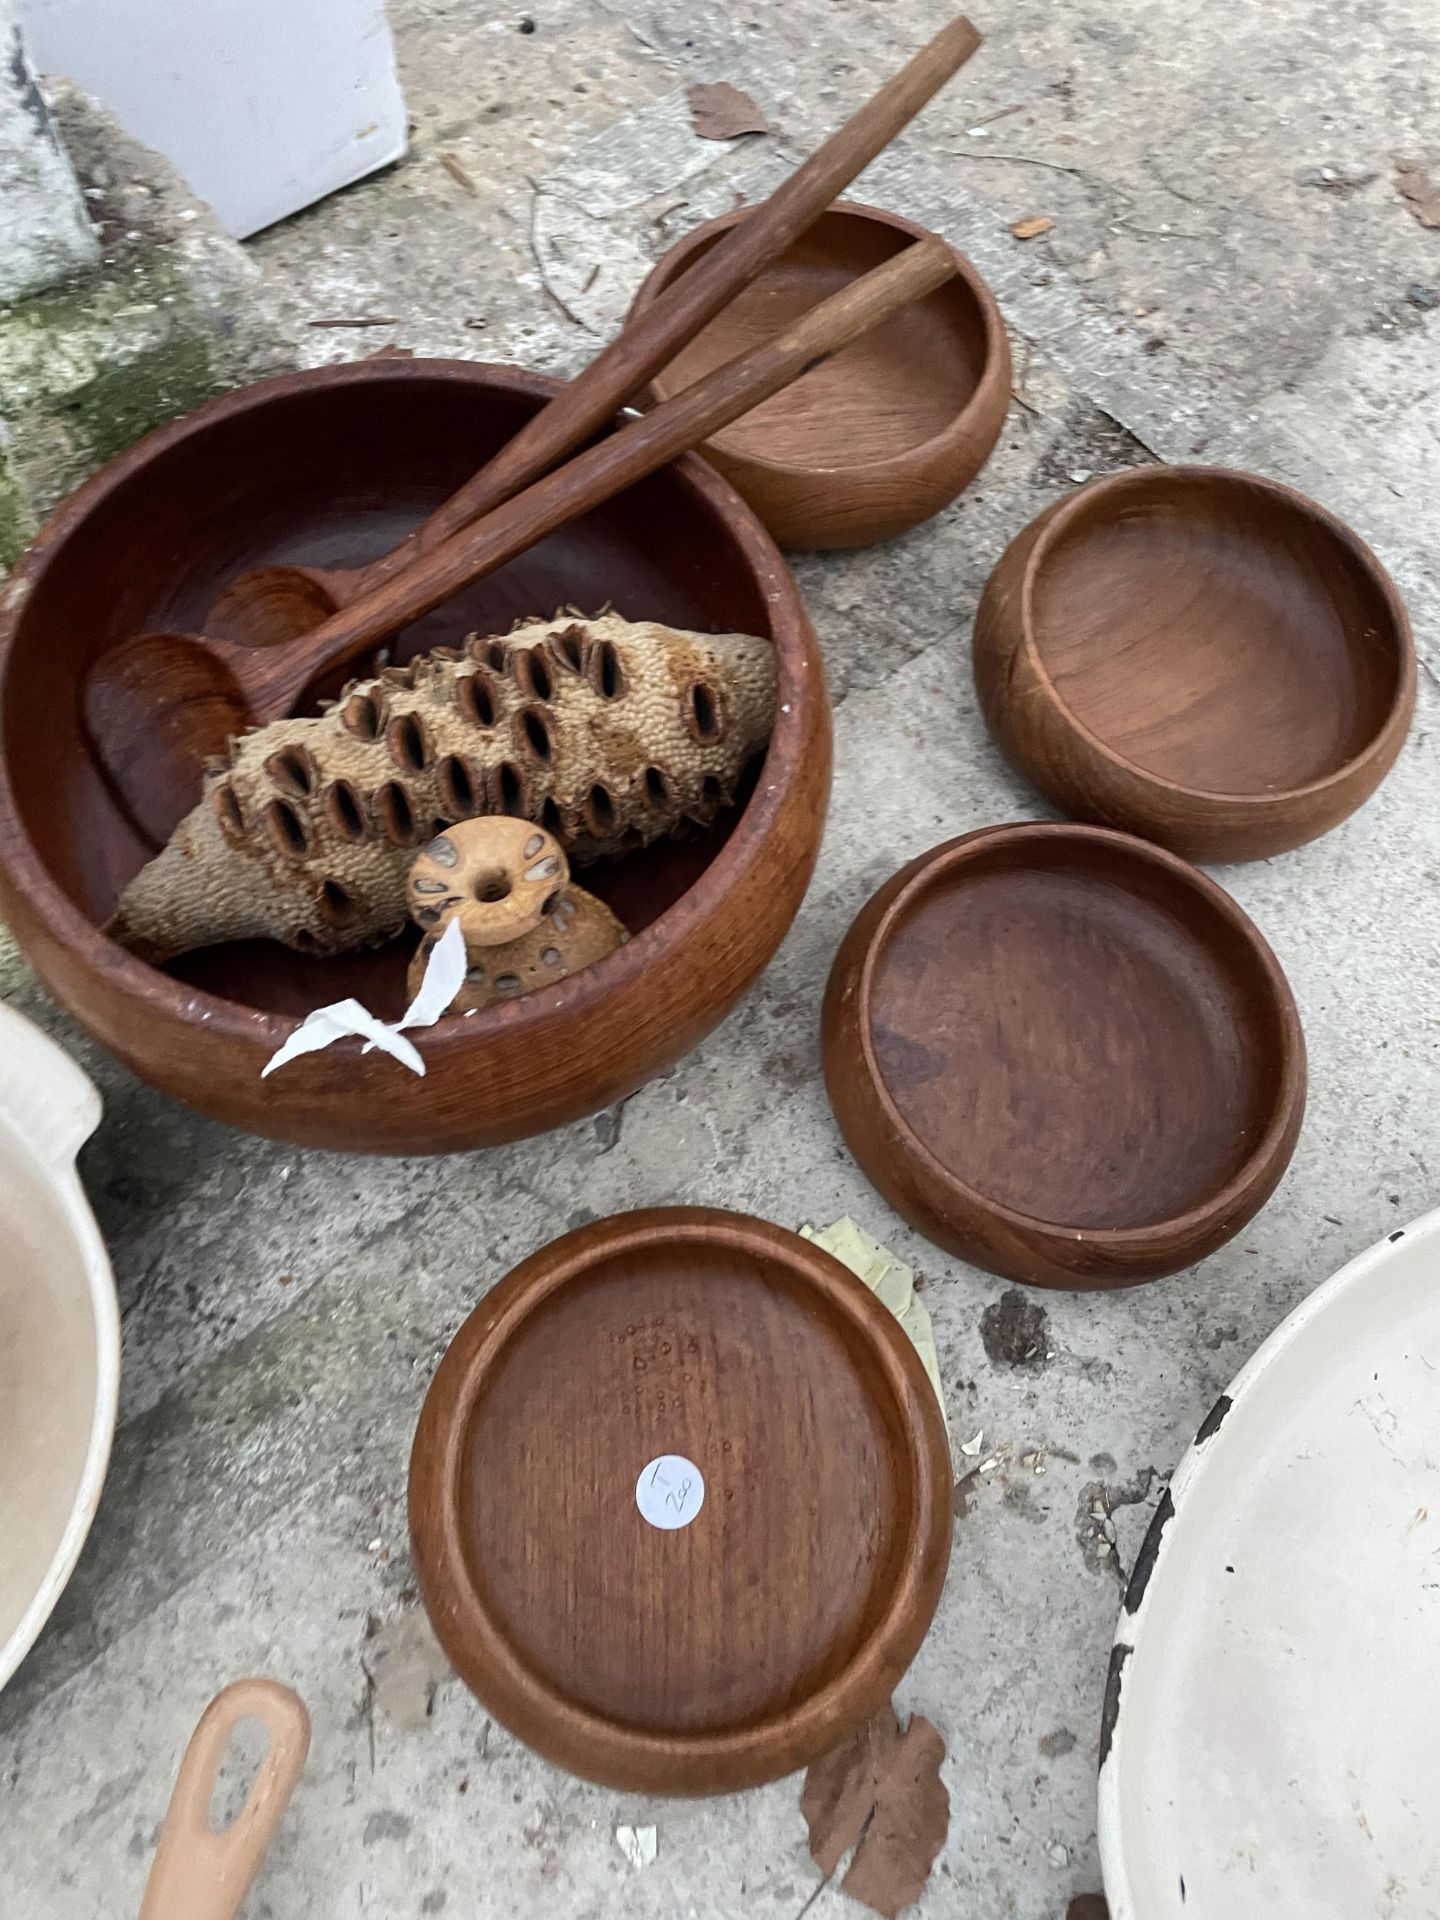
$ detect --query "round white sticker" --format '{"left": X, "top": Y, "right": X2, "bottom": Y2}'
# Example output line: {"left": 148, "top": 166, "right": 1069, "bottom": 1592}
{"left": 635, "top": 1454, "right": 705, "bottom": 1530}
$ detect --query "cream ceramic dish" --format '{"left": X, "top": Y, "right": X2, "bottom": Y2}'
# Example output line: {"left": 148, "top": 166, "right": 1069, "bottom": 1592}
{"left": 0, "top": 1003, "right": 118, "bottom": 1691}
{"left": 1099, "top": 1206, "right": 1440, "bottom": 1918}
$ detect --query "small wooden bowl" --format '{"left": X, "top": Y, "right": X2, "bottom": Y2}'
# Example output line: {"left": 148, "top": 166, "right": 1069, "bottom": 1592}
{"left": 0, "top": 360, "right": 830, "bottom": 1152}
{"left": 628, "top": 202, "right": 1010, "bottom": 550}
{"left": 409, "top": 1207, "right": 952, "bottom": 1793}
{"left": 974, "top": 466, "right": 1415, "bottom": 862}
{"left": 822, "top": 824, "right": 1305, "bottom": 1290}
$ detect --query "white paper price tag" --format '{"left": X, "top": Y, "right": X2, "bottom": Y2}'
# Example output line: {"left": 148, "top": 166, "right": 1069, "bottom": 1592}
{"left": 635, "top": 1454, "right": 705, "bottom": 1530}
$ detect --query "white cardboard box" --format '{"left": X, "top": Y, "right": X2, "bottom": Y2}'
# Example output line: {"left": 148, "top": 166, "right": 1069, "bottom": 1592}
{"left": 21, "top": 0, "right": 407, "bottom": 238}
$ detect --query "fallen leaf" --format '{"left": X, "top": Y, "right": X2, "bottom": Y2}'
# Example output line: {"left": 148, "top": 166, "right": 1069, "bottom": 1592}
{"left": 799, "top": 1219, "right": 949, "bottom": 1441}
{"left": 1067, "top": 1899, "right": 1111, "bottom": 1920}
{"left": 1394, "top": 155, "right": 1440, "bottom": 229}
{"left": 800, "top": 1702, "right": 949, "bottom": 1918}
{"left": 1010, "top": 215, "right": 1055, "bottom": 240}
{"left": 688, "top": 81, "right": 770, "bottom": 142}
{"left": 361, "top": 1609, "right": 453, "bottom": 1730}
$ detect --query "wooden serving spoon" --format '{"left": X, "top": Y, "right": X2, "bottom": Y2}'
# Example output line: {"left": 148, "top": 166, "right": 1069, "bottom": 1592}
{"left": 86, "top": 238, "right": 958, "bottom": 846}
{"left": 202, "top": 13, "right": 981, "bottom": 652}
{"left": 138, "top": 1680, "right": 310, "bottom": 1920}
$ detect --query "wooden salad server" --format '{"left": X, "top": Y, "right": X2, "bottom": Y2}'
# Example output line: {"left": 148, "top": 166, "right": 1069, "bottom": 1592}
{"left": 86, "top": 238, "right": 958, "bottom": 846}
{"left": 202, "top": 13, "right": 981, "bottom": 651}
{"left": 138, "top": 1680, "right": 310, "bottom": 1920}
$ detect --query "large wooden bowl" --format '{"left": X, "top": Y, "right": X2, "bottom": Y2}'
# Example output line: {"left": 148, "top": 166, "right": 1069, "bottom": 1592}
{"left": 409, "top": 1207, "right": 953, "bottom": 1793}
{"left": 974, "top": 467, "right": 1414, "bottom": 863}
{"left": 822, "top": 824, "right": 1306, "bottom": 1289}
{"left": 0, "top": 361, "right": 831, "bottom": 1152}
{"left": 629, "top": 202, "right": 1010, "bottom": 550}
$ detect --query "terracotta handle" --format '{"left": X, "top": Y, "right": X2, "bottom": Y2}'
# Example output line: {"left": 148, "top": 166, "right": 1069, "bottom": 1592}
{"left": 230, "top": 236, "right": 957, "bottom": 717}
{"left": 354, "top": 13, "right": 982, "bottom": 582}
{"left": 138, "top": 1680, "right": 310, "bottom": 1920}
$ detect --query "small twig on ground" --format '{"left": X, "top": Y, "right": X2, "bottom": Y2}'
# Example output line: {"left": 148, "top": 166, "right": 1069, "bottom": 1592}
{"left": 361, "top": 1670, "right": 376, "bottom": 1774}
{"left": 793, "top": 1870, "right": 833, "bottom": 1919}
{"left": 1143, "top": 157, "right": 1213, "bottom": 208}
{"left": 525, "top": 176, "right": 599, "bottom": 332}
{"left": 940, "top": 147, "right": 1209, "bottom": 242}
{"left": 964, "top": 101, "right": 1025, "bottom": 130}
{"left": 938, "top": 146, "right": 1094, "bottom": 181}
{"left": 1108, "top": 216, "right": 1206, "bottom": 242}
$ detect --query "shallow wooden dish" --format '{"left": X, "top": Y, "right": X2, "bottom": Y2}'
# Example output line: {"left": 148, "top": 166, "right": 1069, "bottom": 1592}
{"left": 822, "top": 824, "right": 1305, "bottom": 1289}
{"left": 0, "top": 360, "right": 830, "bottom": 1152}
{"left": 974, "top": 466, "right": 1414, "bottom": 862}
{"left": 629, "top": 202, "right": 1010, "bottom": 550}
{"left": 409, "top": 1206, "right": 952, "bottom": 1794}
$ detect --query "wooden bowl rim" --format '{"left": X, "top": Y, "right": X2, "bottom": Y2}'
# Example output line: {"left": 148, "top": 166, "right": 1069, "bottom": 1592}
{"left": 846, "top": 822, "right": 1306, "bottom": 1249}
{"left": 1015, "top": 464, "right": 1417, "bottom": 807}
{"left": 408, "top": 1205, "right": 953, "bottom": 1788}
{"left": 634, "top": 200, "right": 1010, "bottom": 481}
{"left": 0, "top": 358, "right": 813, "bottom": 1058}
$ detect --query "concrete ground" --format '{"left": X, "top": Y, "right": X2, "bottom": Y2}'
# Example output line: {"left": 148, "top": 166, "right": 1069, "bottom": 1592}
{"left": 3, "top": 1, "right": 1440, "bottom": 1915}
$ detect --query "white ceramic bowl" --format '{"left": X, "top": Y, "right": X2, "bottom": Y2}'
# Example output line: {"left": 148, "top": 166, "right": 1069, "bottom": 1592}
{"left": 1099, "top": 1205, "right": 1440, "bottom": 1918}
{"left": 0, "top": 1002, "right": 118, "bottom": 1691}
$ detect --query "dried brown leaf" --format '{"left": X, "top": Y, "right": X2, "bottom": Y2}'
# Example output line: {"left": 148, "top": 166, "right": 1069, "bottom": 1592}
{"left": 361, "top": 1609, "right": 453, "bottom": 1730}
{"left": 1394, "top": 155, "right": 1440, "bottom": 229}
{"left": 1067, "top": 1899, "right": 1111, "bottom": 1920}
{"left": 688, "top": 81, "right": 771, "bottom": 142}
{"left": 1010, "top": 215, "right": 1056, "bottom": 240}
{"left": 800, "top": 1702, "right": 950, "bottom": 1918}
{"left": 803, "top": 1704, "right": 897, "bottom": 1878}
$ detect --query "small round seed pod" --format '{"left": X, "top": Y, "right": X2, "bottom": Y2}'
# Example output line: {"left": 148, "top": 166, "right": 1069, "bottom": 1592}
{"left": 407, "top": 884, "right": 628, "bottom": 1011}
{"left": 405, "top": 817, "right": 568, "bottom": 948}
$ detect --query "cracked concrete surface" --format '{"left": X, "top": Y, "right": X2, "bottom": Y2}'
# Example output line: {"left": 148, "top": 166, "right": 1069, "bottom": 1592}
{"left": 2, "top": 1, "right": 1440, "bottom": 1915}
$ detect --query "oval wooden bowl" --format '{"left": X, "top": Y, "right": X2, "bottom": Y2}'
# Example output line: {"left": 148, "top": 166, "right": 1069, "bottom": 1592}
{"left": 629, "top": 202, "right": 1011, "bottom": 550}
{"left": 409, "top": 1207, "right": 953, "bottom": 1794}
{"left": 822, "top": 824, "right": 1306, "bottom": 1290}
{"left": 0, "top": 361, "right": 831, "bottom": 1153}
{"left": 974, "top": 466, "right": 1415, "bottom": 863}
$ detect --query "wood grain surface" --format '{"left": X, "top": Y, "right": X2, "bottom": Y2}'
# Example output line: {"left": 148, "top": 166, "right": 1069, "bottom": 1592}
{"left": 822, "top": 824, "right": 1306, "bottom": 1289}
{"left": 409, "top": 1208, "right": 953, "bottom": 1793}
{"left": 631, "top": 202, "right": 1010, "bottom": 549}
{"left": 973, "top": 467, "right": 1414, "bottom": 862}
{"left": 0, "top": 361, "right": 831, "bottom": 1152}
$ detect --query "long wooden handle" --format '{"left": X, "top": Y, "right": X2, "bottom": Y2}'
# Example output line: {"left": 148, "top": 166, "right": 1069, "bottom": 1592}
{"left": 237, "top": 237, "right": 957, "bottom": 717}
{"left": 354, "top": 14, "right": 981, "bottom": 583}
{"left": 138, "top": 1680, "right": 310, "bottom": 1920}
